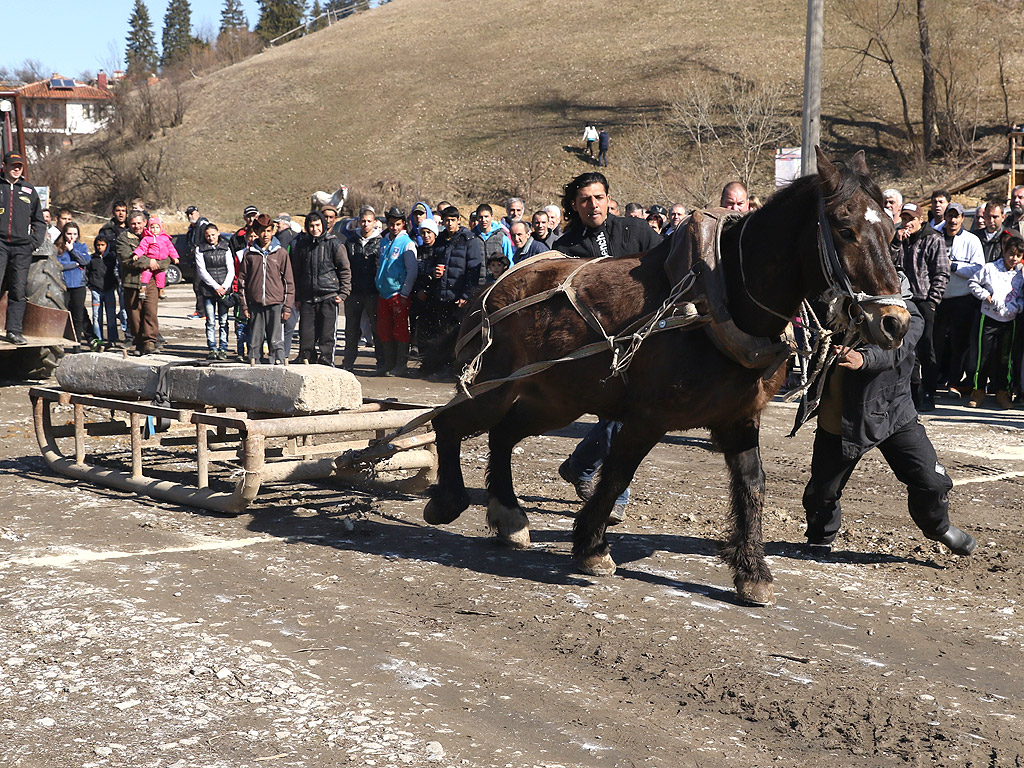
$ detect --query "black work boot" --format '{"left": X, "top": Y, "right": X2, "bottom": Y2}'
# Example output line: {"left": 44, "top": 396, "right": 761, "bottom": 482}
{"left": 935, "top": 526, "right": 977, "bottom": 556}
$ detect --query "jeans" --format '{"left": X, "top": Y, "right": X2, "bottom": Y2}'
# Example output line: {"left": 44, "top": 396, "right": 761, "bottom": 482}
{"left": 566, "top": 418, "right": 629, "bottom": 506}
{"left": 91, "top": 288, "right": 119, "bottom": 342}
{"left": 202, "top": 296, "right": 230, "bottom": 351}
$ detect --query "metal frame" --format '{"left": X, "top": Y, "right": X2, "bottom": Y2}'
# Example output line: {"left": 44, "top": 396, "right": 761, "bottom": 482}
{"left": 30, "top": 387, "right": 437, "bottom": 514}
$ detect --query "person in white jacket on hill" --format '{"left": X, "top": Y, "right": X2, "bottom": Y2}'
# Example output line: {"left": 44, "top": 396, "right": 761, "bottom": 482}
{"left": 966, "top": 229, "right": 1024, "bottom": 408}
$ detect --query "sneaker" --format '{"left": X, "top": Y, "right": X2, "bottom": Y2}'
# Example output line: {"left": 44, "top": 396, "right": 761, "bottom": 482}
{"left": 558, "top": 458, "right": 597, "bottom": 502}
{"left": 90, "top": 338, "right": 104, "bottom": 352}
{"left": 217, "top": 349, "right": 228, "bottom": 360}
{"left": 207, "top": 350, "right": 219, "bottom": 360}
{"left": 187, "top": 311, "right": 202, "bottom": 320}
{"left": 918, "top": 393, "right": 935, "bottom": 413}
{"left": 608, "top": 501, "right": 626, "bottom": 526}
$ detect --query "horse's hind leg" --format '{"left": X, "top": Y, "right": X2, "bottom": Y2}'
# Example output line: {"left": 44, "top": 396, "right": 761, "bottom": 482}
{"left": 711, "top": 417, "right": 774, "bottom": 606}
{"left": 485, "top": 397, "right": 578, "bottom": 549}
{"left": 572, "top": 417, "right": 665, "bottom": 576}
{"left": 424, "top": 387, "right": 515, "bottom": 526}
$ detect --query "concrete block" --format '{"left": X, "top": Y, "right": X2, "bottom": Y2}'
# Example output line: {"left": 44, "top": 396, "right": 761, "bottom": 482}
{"left": 55, "top": 353, "right": 363, "bottom": 414}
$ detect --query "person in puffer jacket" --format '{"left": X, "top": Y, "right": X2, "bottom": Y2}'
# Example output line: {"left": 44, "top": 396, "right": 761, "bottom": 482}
{"left": 289, "top": 210, "right": 351, "bottom": 366}
{"left": 965, "top": 229, "right": 1024, "bottom": 409}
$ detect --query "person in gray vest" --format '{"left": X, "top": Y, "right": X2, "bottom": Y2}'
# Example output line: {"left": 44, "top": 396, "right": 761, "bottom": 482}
{"left": 195, "top": 223, "right": 235, "bottom": 359}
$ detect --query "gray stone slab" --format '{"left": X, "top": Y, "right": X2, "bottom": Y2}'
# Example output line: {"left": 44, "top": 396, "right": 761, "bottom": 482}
{"left": 55, "top": 353, "right": 363, "bottom": 414}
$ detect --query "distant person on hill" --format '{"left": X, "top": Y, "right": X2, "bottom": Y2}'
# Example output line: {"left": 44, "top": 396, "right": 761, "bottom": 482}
{"left": 473, "top": 204, "right": 513, "bottom": 274}
{"left": 582, "top": 124, "right": 598, "bottom": 157}
{"left": 720, "top": 181, "right": 750, "bottom": 212}
{"left": 597, "top": 128, "right": 610, "bottom": 167}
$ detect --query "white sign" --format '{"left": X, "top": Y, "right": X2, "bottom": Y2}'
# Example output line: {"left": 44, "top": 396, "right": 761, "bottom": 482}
{"left": 775, "top": 147, "right": 802, "bottom": 188}
{"left": 36, "top": 185, "right": 49, "bottom": 211}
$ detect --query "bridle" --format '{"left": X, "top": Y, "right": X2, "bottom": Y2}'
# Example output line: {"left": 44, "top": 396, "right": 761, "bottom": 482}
{"left": 736, "top": 190, "right": 907, "bottom": 327}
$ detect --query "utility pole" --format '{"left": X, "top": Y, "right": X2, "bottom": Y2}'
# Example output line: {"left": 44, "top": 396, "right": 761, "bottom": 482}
{"left": 801, "top": 0, "right": 823, "bottom": 176}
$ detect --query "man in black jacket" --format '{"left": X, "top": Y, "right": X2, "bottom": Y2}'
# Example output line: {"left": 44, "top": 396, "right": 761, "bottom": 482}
{"left": 341, "top": 208, "right": 381, "bottom": 372}
{"left": 418, "top": 206, "right": 482, "bottom": 380}
{"left": 802, "top": 291, "right": 976, "bottom": 556}
{"left": 289, "top": 211, "right": 352, "bottom": 366}
{"left": 554, "top": 172, "right": 662, "bottom": 523}
{"left": 0, "top": 152, "right": 46, "bottom": 344}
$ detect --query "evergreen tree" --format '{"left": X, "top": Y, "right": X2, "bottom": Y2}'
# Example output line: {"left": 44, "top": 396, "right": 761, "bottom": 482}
{"left": 219, "top": 0, "right": 249, "bottom": 35}
{"left": 255, "top": 0, "right": 307, "bottom": 43}
{"left": 125, "top": 0, "right": 159, "bottom": 79}
{"left": 309, "top": 0, "right": 324, "bottom": 32}
{"left": 161, "top": 0, "right": 194, "bottom": 69}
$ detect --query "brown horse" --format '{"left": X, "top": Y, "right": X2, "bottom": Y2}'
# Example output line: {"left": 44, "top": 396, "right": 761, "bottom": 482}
{"left": 423, "top": 149, "right": 911, "bottom": 605}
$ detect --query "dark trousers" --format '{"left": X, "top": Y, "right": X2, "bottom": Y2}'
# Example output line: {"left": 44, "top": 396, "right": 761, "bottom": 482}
{"left": 934, "top": 295, "right": 979, "bottom": 388}
{"left": 248, "top": 303, "right": 284, "bottom": 364}
{"left": 802, "top": 422, "right": 953, "bottom": 545}
{"left": 417, "top": 300, "right": 461, "bottom": 374}
{"left": 298, "top": 298, "right": 339, "bottom": 364}
{"left": 124, "top": 287, "right": 159, "bottom": 350}
{"left": 67, "top": 285, "right": 93, "bottom": 344}
{"left": 0, "top": 239, "right": 34, "bottom": 334}
{"left": 598, "top": 148, "right": 608, "bottom": 166}
{"left": 343, "top": 292, "right": 378, "bottom": 367}
{"left": 967, "top": 313, "right": 1015, "bottom": 393}
{"left": 912, "top": 298, "right": 938, "bottom": 397}
{"left": 566, "top": 418, "right": 629, "bottom": 506}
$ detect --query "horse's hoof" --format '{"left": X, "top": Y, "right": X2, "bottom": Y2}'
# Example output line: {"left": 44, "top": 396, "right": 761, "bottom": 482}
{"left": 579, "top": 552, "right": 616, "bottom": 577}
{"left": 736, "top": 580, "right": 775, "bottom": 606}
{"left": 423, "top": 497, "right": 463, "bottom": 526}
{"left": 487, "top": 500, "right": 531, "bottom": 549}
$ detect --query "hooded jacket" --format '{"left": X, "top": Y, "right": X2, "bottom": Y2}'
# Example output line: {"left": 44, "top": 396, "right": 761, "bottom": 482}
{"left": 409, "top": 202, "right": 434, "bottom": 246}
{"left": 376, "top": 230, "right": 418, "bottom": 299}
{"left": 345, "top": 229, "right": 381, "bottom": 296}
{"left": 428, "top": 226, "right": 483, "bottom": 303}
{"left": 289, "top": 215, "right": 352, "bottom": 303}
{"left": 474, "top": 221, "right": 513, "bottom": 269}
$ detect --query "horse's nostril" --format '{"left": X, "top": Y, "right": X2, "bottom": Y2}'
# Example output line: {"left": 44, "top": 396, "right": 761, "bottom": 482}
{"left": 881, "top": 313, "right": 904, "bottom": 339}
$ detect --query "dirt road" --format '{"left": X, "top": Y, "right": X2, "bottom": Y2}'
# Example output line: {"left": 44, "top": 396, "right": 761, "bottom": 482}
{"left": 1, "top": 286, "right": 1022, "bottom": 767}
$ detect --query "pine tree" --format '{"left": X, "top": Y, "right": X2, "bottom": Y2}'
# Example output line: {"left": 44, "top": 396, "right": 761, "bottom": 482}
{"left": 161, "top": 0, "right": 194, "bottom": 69}
{"left": 125, "top": 0, "right": 159, "bottom": 79}
{"left": 309, "top": 0, "right": 324, "bottom": 32}
{"left": 255, "top": 0, "right": 307, "bottom": 43}
{"left": 219, "top": 0, "right": 249, "bottom": 35}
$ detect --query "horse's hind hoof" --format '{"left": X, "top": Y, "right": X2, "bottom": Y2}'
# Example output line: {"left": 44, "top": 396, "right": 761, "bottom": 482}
{"left": 486, "top": 500, "right": 531, "bottom": 549}
{"left": 579, "top": 552, "right": 616, "bottom": 577}
{"left": 423, "top": 493, "right": 468, "bottom": 526}
{"left": 736, "top": 579, "right": 775, "bottom": 606}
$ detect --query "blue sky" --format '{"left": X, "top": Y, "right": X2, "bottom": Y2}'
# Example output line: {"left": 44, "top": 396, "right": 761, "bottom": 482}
{"left": 2, "top": 0, "right": 262, "bottom": 80}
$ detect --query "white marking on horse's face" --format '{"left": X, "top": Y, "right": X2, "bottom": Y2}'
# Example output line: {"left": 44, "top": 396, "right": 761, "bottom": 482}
{"left": 864, "top": 206, "right": 882, "bottom": 225}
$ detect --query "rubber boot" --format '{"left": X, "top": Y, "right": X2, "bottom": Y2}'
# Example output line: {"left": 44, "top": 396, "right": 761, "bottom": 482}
{"left": 389, "top": 342, "right": 409, "bottom": 377}
{"left": 377, "top": 341, "right": 396, "bottom": 376}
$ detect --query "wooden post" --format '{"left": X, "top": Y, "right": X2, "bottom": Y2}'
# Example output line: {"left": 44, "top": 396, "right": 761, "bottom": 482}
{"left": 801, "top": 0, "right": 823, "bottom": 176}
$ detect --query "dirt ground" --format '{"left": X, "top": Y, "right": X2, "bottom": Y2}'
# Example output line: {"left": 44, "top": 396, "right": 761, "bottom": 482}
{"left": 2, "top": 284, "right": 1023, "bottom": 768}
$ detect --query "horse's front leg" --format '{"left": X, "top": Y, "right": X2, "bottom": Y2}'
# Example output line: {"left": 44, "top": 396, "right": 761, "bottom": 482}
{"left": 712, "top": 417, "right": 774, "bottom": 606}
{"left": 572, "top": 417, "right": 664, "bottom": 576}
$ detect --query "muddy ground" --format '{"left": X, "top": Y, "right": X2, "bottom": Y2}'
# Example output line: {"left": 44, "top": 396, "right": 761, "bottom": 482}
{"left": 1, "top": 285, "right": 1023, "bottom": 768}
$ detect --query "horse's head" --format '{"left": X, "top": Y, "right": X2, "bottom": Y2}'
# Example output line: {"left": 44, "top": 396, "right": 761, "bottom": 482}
{"left": 815, "top": 147, "right": 911, "bottom": 350}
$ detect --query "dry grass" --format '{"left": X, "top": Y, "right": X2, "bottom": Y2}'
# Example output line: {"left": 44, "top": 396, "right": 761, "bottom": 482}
{"left": 114, "top": 0, "right": 1023, "bottom": 222}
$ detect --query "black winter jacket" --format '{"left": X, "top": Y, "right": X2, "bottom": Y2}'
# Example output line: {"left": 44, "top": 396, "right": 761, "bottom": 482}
{"left": 826, "top": 297, "right": 924, "bottom": 460}
{"left": 289, "top": 232, "right": 352, "bottom": 303}
{"left": 428, "top": 227, "right": 482, "bottom": 303}
{"left": 87, "top": 249, "right": 120, "bottom": 292}
{"left": 345, "top": 232, "right": 381, "bottom": 296}
{"left": 553, "top": 214, "right": 662, "bottom": 259}
{"left": 0, "top": 177, "right": 45, "bottom": 247}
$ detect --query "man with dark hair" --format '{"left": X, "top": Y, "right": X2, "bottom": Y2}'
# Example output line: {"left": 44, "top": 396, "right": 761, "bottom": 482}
{"left": 978, "top": 202, "right": 1006, "bottom": 263}
{"left": 117, "top": 211, "right": 161, "bottom": 355}
{"left": 623, "top": 202, "right": 645, "bottom": 219}
{"left": 289, "top": 210, "right": 351, "bottom": 366}
{"left": 553, "top": 171, "right": 662, "bottom": 523}
{"left": 239, "top": 214, "right": 294, "bottom": 365}
{"left": 473, "top": 203, "right": 513, "bottom": 274}
{"left": 376, "top": 206, "right": 418, "bottom": 376}
{"left": 530, "top": 209, "right": 555, "bottom": 248}
{"left": 0, "top": 152, "right": 46, "bottom": 344}
{"left": 341, "top": 207, "right": 381, "bottom": 372}
{"left": 98, "top": 200, "right": 129, "bottom": 243}
{"left": 928, "top": 189, "right": 950, "bottom": 229}
{"left": 230, "top": 205, "right": 260, "bottom": 255}
{"left": 720, "top": 181, "right": 750, "bottom": 212}
{"left": 1006, "top": 185, "right": 1024, "bottom": 230}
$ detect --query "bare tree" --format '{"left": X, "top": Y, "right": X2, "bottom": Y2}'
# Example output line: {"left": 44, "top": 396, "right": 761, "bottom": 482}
{"left": 917, "top": 0, "right": 939, "bottom": 156}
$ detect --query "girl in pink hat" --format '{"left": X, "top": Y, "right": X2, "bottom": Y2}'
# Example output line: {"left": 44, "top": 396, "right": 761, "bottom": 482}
{"left": 132, "top": 215, "right": 179, "bottom": 298}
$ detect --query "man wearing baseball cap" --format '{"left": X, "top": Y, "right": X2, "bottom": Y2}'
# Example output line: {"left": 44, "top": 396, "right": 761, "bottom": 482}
{"left": 0, "top": 152, "right": 46, "bottom": 344}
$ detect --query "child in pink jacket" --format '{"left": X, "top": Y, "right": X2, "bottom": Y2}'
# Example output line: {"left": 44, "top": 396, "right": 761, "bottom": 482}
{"left": 132, "top": 216, "right": 179, "bottom": 298}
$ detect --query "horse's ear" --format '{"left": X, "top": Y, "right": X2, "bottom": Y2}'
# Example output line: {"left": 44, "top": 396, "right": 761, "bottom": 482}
{"left": 815, "top": 146, "right": 839, "bottom": 194}
{"left": 849, "top": 150, "right": 870, "bottom": 176}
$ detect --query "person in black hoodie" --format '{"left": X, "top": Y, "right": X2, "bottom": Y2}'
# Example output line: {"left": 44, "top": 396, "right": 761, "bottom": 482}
{"left": 417, "top": 207, "right": 482, "bottom": 380}
{"left": 289, "top": 210, "right": 352, "bottom": 366}
{"left": 341, "top": 208, "right": 381, "bottom": 372}
{"left": 86, "top": 234, "right": 121, "bottom": 349}
{"left": 0, "top": 152, "right": 46, "bottom": 344}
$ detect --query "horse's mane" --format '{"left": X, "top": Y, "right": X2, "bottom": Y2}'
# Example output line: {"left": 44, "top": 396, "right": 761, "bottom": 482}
{"left": 763, "top": 160, "right": 884, "bottom": 213}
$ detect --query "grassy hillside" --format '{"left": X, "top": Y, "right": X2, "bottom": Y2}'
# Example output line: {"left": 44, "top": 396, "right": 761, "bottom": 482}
{"left": 130, "top": 0, "right": 1020, "bottom": 221}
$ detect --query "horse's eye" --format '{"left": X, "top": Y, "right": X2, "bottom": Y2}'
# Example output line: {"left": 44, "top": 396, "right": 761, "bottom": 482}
{"left": 837, "top": 228, "right": 856, "bottom": 242}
